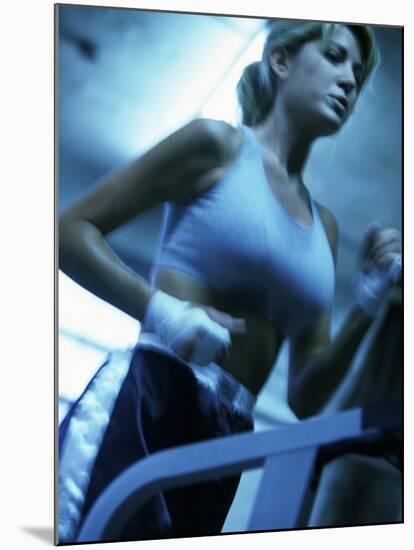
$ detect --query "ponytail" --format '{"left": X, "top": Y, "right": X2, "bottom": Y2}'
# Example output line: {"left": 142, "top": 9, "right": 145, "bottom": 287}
{"left": 236, "top": 60, "right": 276, "bottom": 127}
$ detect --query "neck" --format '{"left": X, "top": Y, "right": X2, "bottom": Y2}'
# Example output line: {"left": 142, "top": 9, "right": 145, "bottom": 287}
{"left": 253, "top": 100, "right": 315, "bottom": 179}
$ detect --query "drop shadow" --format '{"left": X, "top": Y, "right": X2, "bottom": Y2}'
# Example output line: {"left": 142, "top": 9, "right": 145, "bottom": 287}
{"left": 21, "top": 526, "right": 54, "bottom": 544}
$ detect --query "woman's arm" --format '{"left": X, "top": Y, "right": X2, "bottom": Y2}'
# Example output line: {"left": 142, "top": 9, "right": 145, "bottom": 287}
{"left": 287, "top": 206, "right": 401, "bottom": 420}
{"left": 59, "top": 118, "right": 243, "bottom": 322}
{"left": 324, "top": 286, "right": 402, "bottom": 413}
{"left": 288, "top": 305, "right": 375, "bottom": 419}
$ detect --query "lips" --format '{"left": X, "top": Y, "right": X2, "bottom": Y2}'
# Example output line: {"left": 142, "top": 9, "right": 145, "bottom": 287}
{"left": 329, "top": 95, "right": 348, "bottom": 114}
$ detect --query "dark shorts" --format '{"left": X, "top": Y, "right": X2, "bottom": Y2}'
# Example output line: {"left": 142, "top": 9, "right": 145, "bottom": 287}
{"left": 58, "top": 346, "right": 255, "bottom": 543}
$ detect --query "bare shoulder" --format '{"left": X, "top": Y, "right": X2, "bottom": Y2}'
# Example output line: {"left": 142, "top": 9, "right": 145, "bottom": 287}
{"left": 147, "top": 117, "right": 243, "bottom": 194}
{"left": 59, "top": 118, "right": 243, "bottom": 235}
{"left": 314, "top": 201, "right": 339, "bottom": 264}
{"left": 162, "top": 118, "right": 244, "bottom": 201}
{"left": 183, "top": 118, "right": 244, "bottom": 163}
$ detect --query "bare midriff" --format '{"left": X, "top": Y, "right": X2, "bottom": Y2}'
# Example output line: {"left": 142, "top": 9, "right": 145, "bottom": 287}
{"left": 153, "top": 267, "right": 285, "bottom": 396}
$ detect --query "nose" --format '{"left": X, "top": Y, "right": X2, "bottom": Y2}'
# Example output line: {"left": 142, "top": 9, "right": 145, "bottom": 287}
{"left": 337, "top": 62, "right": 357, "bottom": 95}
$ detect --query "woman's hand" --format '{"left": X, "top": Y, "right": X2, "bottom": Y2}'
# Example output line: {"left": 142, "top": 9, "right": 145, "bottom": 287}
{"left": 354, "top": 222, "right": 402, "bottom": 316}
{"left": 359, "top": 222, "right": 401, "bottom": 281}
{"left": 143, "top": 290, "right": 246, "bottom": 366}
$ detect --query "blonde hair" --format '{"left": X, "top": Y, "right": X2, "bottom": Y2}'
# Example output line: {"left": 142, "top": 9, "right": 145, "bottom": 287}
{"left": 237, "top": 20, "right": 380, "bottom": 127}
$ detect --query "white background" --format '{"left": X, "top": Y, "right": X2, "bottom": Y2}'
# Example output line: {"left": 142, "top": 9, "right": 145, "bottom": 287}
{"left": 1, "top": 0, "right": 411, "bottom": 549}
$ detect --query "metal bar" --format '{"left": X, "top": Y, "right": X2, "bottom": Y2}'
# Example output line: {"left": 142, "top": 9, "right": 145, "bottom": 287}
{"left": 77, "top": 404, "right": 400, "bottom": 542}
{"left": 248, "top": 447, "right": 318, "bottom": 532}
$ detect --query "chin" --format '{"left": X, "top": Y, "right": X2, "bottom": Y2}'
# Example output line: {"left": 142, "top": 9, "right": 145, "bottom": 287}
{"left": 317, "top": 97, "right": 353, "bottom": 133}
{"left": 319, "top": 121, "right": 342, "bottom": 137}
{"left": 297, "top": 106, "right": 346, "bottom": 139}
{"left": 314, "top": 110, "right": 345, "bottom": 137}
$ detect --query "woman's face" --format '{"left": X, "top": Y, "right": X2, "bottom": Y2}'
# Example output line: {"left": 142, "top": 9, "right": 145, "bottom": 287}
{"left": 278, "top": 25, "right": 364, "bottom": 137}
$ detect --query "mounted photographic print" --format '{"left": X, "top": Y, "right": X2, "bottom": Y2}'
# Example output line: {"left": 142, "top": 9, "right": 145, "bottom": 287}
{"left": 56, "top": 2, "right": 403, "bottom": 545}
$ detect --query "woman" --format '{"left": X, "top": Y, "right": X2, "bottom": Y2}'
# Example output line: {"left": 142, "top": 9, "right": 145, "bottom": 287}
{"left": 58, "top": 20, "right": 401, "bottom": 542}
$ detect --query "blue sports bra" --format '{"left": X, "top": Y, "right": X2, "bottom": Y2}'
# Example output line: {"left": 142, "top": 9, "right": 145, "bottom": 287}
{"left": 150, "top": 125, "right": 335, "bottom": 337}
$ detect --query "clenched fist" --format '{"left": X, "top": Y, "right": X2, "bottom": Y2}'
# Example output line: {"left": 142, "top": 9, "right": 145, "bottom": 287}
{"left": 354, "top": 222, "right": 401, "bottom": 315}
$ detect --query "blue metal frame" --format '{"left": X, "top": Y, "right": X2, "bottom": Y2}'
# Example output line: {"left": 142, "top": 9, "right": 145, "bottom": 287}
{"left": 77, "top": 400, "right": 401, "bottom": 542}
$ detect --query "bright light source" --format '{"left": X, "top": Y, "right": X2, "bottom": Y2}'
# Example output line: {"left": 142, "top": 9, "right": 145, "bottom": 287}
{"left": 200, "top": 29, "right": 267, "bottom": 125}
{"left": 125, "top": 24, "right": 267, "bottom": 156}
{"left": 58, "top": 271, "right": 140, "bottom": 401}
{"left": 59, "top": 336, "right": 108, "bottom": 401}
{"left": 59, "top": 271, "right": 140, "bottom": 350}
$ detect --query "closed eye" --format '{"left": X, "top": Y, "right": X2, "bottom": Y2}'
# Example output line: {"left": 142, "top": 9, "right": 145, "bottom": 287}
{"left": 325, "top": 49, "right": 342, "bottom": 63}
{"left": 324, "top": 46, "right": 364, "bottom": 89}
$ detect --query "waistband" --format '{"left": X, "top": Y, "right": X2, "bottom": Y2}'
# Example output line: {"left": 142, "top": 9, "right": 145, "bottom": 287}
{"left": 136, "top": 332, "right": 257, "bottom": 417}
